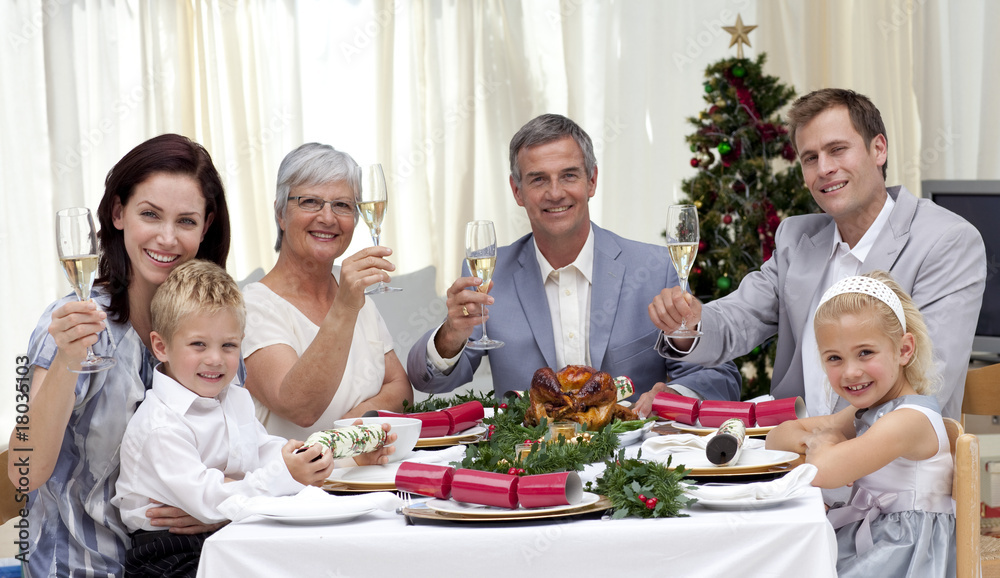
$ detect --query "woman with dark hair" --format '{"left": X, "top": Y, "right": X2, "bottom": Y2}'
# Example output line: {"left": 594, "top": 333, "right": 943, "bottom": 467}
{"left": 8, "top": 134, "right": 231, "bottom": 578}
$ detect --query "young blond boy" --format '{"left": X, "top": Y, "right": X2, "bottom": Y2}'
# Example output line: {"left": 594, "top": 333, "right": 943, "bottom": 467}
{"left": 113, "top": 260, "right": 335, "bottom": 576}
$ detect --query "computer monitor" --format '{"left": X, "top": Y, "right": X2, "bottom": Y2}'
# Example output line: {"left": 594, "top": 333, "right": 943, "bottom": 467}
{"left": 922, "top": 180, "right": 1000, "bottom": 361}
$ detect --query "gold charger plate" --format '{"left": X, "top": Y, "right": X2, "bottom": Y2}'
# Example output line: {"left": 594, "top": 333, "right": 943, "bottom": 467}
{"left": 665, "top": 420, "right": 775, "bottom": 437}
{"left": 400, "top": 495, "right": 611, "bottom": 522}
{"left": 415, "top": 425, "right": 486, "bottom": 447}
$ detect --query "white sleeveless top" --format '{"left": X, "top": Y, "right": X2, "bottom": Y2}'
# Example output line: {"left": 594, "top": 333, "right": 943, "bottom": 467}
{"left": 242, "top": 280, "right": 393, "bottom": 440}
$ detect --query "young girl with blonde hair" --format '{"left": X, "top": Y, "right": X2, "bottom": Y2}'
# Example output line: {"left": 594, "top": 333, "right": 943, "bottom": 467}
{"left": 767, "top": 270, "right": 955, "bottom": 577}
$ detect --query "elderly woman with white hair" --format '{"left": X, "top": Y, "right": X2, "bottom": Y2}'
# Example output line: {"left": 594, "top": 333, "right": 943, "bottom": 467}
{"left": 242, "top": 143, "right": 412, "bottom": 440}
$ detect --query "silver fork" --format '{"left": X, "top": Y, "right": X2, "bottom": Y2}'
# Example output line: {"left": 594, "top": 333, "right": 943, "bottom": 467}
{"left": 396, "top": 490, "right": 414, "bottom": 525}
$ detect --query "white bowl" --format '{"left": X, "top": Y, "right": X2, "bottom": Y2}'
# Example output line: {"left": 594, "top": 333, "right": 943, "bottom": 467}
{"left": 332, "top": 416, "right": 421, "bottom": 463}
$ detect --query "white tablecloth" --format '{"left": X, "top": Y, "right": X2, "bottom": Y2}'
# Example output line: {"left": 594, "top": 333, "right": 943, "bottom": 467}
{"left": 198, "top": 486, "right": 837, "bottom": 577}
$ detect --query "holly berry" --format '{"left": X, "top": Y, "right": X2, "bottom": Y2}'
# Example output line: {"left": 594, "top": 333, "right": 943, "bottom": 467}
{"left": 500, "top": 403, "right": 508, "bottom": 409}
{"left": 508, "top": 467, "right": 518, "bottom": 475}
{"left": 646, "top": 498, "right": 658, "bottom": 509}
{"left": 638, "top": 494, "right": 647, "bottom": 502}
{"left": 518, "top": 468, "right": 525, "bottom": 475}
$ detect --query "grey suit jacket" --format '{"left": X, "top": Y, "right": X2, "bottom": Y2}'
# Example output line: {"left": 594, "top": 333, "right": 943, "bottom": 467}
{"left": 656, "top": 186, "right": 986, "bottom": 418}
{"left": 408, "top": 224, "right": 742, "bottom": 401}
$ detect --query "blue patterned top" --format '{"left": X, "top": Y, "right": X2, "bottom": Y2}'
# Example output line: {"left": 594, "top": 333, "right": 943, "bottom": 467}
{"left": 23, "top": 288, "right": 155, "bottom": 578}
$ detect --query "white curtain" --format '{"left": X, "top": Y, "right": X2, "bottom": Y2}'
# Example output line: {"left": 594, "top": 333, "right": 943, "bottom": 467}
{"left": 4, "top": 0, "right": 1000, "bottom": 440}
{"left": 757, "top": 0, "right": 1000, "bottom": 189}
{"left": 2, "top": 0, "right": 299, "bottom": 440}
{"left": 376, "top": 0, "right": 770, "bottom": 288}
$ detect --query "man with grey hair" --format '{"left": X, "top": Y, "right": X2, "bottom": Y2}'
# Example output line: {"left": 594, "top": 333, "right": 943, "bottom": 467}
{"left": 408, "top": 113, "right": 741, "bottom": 402}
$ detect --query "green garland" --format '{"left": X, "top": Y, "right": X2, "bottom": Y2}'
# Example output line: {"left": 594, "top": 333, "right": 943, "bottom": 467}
{"left": 586, "top": 449, "right": 695, "bottom": 519}
{"left": 404, "top": 389, "right": 693, "bottom": 519}
{"left": 402, "top": 389, "right": 497, "bottom": 413}
{"left": 459, "top": 393, "right": 623, "bottom": 474}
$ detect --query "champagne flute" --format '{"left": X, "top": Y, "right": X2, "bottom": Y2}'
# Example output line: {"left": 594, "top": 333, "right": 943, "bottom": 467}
{"left": 465, "top": 220, "right": 503, "bottom": 350}
{"left": 56, "top": 207, "right": 116, "bottom": 373}
{"left": 356, "top": 163, "right": 401, "bottom": 294}
{"left": 665, "top": 204, "right": 703, "bottom": 338}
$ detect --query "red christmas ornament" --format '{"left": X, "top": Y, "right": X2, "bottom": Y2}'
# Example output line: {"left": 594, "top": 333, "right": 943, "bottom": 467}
{"left": 723, "top": 214, "right": 733, "bottom": 225}
{"left": 690, "top": 158, "right": 700, "bottom": 168}
{"left": 698, "top": 240, "right": 708, "bottom": 252}
{"left": 781, "top": 143, "right": 797, "bottom": 162}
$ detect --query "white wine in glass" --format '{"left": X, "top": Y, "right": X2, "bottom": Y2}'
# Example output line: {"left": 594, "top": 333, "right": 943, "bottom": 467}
{"left": 357, "top": 163, "right": 401, "bottom": 294}
{"left": 465, "top": 220, "right": 503, "bottom": 350}
{"left": 56, "top": 207, "right": 116, "bottom": 373}
{"left": 665, "top": 204, "right": 703, "bottom": 338}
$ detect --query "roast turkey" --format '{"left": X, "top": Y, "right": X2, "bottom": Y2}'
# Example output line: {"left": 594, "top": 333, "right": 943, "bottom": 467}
{"left": 523, "top": 365, "right": 637, "bottom": 431}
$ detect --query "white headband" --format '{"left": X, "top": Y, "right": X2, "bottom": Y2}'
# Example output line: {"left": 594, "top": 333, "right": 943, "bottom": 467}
{"left": 817, "top": 276, "right": 906, "bottom": 332}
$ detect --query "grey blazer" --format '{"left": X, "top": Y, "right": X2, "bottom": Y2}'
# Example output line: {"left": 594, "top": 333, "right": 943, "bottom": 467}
{"left": 408, "top": 223, "right": 742, "bottom": 401}
{"left": 656, "top": 186, "right": 986, "bottom": 418}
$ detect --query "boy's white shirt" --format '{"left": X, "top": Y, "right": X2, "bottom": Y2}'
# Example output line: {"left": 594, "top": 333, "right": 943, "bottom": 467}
{"left": 113, "top": 365, "right": 304, "bottom": 531}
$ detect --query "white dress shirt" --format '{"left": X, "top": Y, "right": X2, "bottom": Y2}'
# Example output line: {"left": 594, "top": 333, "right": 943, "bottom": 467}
{"left": 114, "top": 367, "right": 304, "bottom": 531}
{"left": 534, "top": 227, "right": 595, "bottom": 368}
{"left": 802, "top": 193, "right": 895, "bottom": 416}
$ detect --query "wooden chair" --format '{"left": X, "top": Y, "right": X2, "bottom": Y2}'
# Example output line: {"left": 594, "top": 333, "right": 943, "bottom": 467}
{"left": 947, "top": 418, "right": 982, "bottom": 577}
{"left": 0, "top": 450, "right": 22, "bottom": 525}
{"left": 962, "top": 364, "right": 1000, "bottom": 576}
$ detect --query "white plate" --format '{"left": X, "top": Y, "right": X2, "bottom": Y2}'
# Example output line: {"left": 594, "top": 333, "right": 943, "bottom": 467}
{"left": 617, "top": 421, "right": 654, "bottom": 446}
{"left": 692, "top": 492, "right": 807, "bottom": 511}
{"left": 659, "top": 449, "right": 799, "bottom": 475}
{"left": 425, "top": 491, "right": 601, "bottom": 517}
{"left": 326, "top": 462, "right": 402, "bottom": 487}
{"left": 666, "top": 420, "right": 774, "bottom": 437}
{"left": 256, "top": 508, "right": 376, "bottom": 524}
{"left": 416, "top": 425, "right": 487, "bottom": 447}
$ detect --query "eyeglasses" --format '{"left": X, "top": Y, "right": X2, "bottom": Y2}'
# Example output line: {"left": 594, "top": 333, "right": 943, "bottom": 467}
{"left": 289, "top": 196, "right": 356, "bottom": 216}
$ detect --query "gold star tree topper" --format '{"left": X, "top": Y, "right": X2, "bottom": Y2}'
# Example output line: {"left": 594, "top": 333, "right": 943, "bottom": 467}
{"left": 723, "top": 14, "right": 757, "bottom": 58}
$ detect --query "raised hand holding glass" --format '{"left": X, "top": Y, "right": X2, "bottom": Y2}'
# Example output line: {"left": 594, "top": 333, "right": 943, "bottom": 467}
{"left": 356, "top": 163, "right": 401, "bottom": 294}
{"left": 55, "top": 207, "right": 116, "bottom": 372}
{"left": 465, "top": 220, "right": 503, "bottom": 350}
{"left": 665, "top": 204, "right": 703, "bottom": 338}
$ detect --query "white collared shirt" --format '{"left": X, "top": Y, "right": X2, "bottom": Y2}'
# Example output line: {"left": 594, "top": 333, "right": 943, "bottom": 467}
{"left": 534, "top": 226, "right": 595, "bottom": 368}
{"left": 114, "top": 366, "right": 304, "bottom": 531}
{"left": 802, "top": 193, "right": 896, "bottom": 416}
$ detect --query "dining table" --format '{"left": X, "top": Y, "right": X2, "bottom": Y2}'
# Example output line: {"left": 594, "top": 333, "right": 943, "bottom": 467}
{"left": 197, "top": 430, "right": 839, "bottom": 577}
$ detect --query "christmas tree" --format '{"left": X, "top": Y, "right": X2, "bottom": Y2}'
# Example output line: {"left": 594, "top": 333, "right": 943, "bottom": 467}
{"left": 678, "top": 48, "right": 817, "bottom": 399}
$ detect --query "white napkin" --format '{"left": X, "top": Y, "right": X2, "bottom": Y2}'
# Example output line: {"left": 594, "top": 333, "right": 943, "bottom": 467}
{"left": 401, "top": 445, "right": 466, "bottom": 465}
{"left": 684, "top": 463, "right": 818, "bottom": 501}
{"left": 639, "top": 433, "right": 765, "bottom": 458}
{"left": 219, "top": 486, "right": 402, "bottom": 523}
